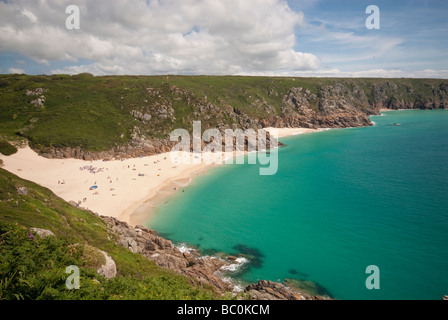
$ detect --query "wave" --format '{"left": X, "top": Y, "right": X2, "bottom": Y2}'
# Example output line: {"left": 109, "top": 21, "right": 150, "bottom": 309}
{"left": 220, "top": 257, "right": 250, "bottom": 272}
{"left": 175, "top": 242, "right": 195, "bottom": 254}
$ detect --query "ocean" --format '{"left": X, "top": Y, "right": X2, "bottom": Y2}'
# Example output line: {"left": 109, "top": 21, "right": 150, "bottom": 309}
{"left": 146, "top": 109, "right": 448, "bottom": 300}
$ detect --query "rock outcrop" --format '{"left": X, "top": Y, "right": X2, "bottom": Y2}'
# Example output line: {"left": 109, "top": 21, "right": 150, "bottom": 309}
{"left": 30, "top": 227, "right": 55, "bottom": 239}
{"left": 245, "top": 280, "right": 330, "bottom": 300}
{"left": 100, "top": 215, "right": 330, "bottom": 299}
{"left": 17, "top": 187, "right": 28, "bottom": 196}
{"left": 101, "top": 216, "right": 236, "bottom": 294}
{"left": 96, "top": 250, "right": 117, "bottom": 279}
{"left": 26, "top": 87, "right": 46, "bottom": 108}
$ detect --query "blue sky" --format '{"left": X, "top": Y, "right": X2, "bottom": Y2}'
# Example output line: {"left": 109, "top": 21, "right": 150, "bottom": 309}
{"left": 288, "top": 0, "right": 448, "bottom": 76}
{"left": 0, "top": 0, "right": 447, "bottom": 78}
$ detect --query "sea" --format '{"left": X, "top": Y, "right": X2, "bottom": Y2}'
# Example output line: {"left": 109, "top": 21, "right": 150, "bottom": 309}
{"left": 146, "top": 109, "right": 448, "bottom": 300}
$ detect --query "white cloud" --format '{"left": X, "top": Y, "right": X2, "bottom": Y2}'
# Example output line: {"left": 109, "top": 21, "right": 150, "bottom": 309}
{"left": 8, "top": 67, "right": 25, "bottom": 74}
{"left": 0, "top": 0, "right": 320, "bottom": 75}
{"left": 291, "top": 68, "right": 448, "bottom": 79}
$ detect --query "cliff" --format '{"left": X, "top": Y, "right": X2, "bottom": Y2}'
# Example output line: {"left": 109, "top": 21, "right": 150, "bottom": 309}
{"left": 0, "top": 75, "right": 446, "bottom": 160}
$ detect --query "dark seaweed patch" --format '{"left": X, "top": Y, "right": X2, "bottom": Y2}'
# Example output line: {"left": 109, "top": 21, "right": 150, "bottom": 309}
{"left": 284, "top": 278, "right": 332, "bottom": 298}
{"left": 200, "top": 247, "right": 220, "bottom": 256}
{"left": 288, "top": 269, "right": 309, "bottom": 278}
{"left": 232, "top": 244, "right": 265, "bottom": 269}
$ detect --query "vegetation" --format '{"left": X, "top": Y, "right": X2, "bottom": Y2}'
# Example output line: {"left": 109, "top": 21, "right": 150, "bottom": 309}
{"left": 0, "top": 139, "right": 17, "bottom": 156}
{"left": 0, "top": 168, "right": 220, "bottom": 300}
{"left": 0, "top": 74, "right": 446, "bottom": 153}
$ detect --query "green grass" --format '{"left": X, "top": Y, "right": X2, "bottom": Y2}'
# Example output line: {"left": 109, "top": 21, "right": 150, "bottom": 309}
{"left": 0, "top": 74, "right": 446, "bottom": 153}
{"left": 0, "top": 168, "right": 222, "bottom": 300}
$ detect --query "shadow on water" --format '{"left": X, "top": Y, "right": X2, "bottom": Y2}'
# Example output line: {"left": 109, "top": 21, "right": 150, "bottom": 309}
{"left": 288, "top": 269, "right": 309, "bottom": 278}
{"left": 284, "top": 278, "right": 333, "bottom": 298}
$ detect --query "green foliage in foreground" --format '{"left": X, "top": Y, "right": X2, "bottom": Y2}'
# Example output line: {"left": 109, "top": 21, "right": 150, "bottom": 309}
{"left": 0, "top": 168, "right": 221, "bottom": 300}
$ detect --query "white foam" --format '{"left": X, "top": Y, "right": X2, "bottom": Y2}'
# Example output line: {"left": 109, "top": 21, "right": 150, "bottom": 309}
{"left": 221, "top": 277, "right": 244, "bottom": 293}
{"left": 175, "top": 243, "right": 194, "bottom": 254}
{"left": 220, "top": 257, "right": 249, "bottom": 272}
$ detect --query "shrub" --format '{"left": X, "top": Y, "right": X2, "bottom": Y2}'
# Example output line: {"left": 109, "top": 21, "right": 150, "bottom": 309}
{"left": 0, "top": 139, "right": 17, "bottom": 156}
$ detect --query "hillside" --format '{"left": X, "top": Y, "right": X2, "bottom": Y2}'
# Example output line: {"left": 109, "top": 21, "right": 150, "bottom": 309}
{"left": 0, "top": 167, "right": 224, "bottom": 300}
{"left": 0, "top": 74, "right": 447, "bottom": 159}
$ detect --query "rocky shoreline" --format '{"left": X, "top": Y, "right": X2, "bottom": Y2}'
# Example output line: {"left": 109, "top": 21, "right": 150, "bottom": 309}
{"left": 101, "top": 215, "right": 331, "bottom": 300}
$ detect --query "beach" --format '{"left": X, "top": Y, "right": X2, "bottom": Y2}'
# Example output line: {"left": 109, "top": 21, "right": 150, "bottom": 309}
{"left": 0, "top": 127, "right": 320, "bottom": 226}
{"left": 265, "top": 127, "right": 322, "bottom": 138}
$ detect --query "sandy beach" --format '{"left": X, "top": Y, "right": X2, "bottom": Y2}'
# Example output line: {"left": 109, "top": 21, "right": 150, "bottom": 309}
{"left": 0, "top": 127, "right": 321, "bottom": 226}
{"left": 265, "top": 127, "right": 322, "bottom": 138}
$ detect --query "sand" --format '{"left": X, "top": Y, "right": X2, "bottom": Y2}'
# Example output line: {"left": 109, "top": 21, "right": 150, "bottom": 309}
{"left": 265, "top": 127, "right": 324, "bottom": 137}
{"left": 0, "top": 127, "right": 322, "bottom": 226}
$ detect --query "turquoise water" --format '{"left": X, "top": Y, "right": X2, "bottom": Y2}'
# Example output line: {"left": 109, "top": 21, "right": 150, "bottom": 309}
{"left": 147, "top": 110, "right": 448, "bottom": 300}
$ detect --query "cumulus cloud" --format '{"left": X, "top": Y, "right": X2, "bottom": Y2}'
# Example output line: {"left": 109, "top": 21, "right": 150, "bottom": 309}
{"left": 0, "top": 0, "right": 320, "bottom": 75}
{"left": 8, "top": 67, "right": 25, "bottom": 74}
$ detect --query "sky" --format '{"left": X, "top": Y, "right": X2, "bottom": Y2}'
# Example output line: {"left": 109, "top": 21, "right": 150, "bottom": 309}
{"left": 0, "top": 0, "right": 447, "bottom": 78}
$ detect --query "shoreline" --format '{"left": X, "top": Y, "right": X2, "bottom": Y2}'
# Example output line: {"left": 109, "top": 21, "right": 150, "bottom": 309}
{"left": 134, "top": 127, "right": 323, "bottom": 226}
{"left": 0, "top": 127, "right": 323, "bottom": 227}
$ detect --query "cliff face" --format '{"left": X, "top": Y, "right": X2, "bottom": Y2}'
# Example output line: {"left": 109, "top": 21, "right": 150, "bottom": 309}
{"left": 260, "top": 83, "right": 374, "bottom": 129}
{"left": 1, "top": 75, "right": 447, "bottom": 159}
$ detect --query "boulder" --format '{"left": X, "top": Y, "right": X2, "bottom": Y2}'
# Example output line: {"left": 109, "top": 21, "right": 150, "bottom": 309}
{"left": 96, "top": 250, "right": 117, "bottom": 279}
{"left": 30, "top": 228, "right": 55, "bottom": 239}
{"left": 119, "top": 236, "right": 139, "bottom": 253}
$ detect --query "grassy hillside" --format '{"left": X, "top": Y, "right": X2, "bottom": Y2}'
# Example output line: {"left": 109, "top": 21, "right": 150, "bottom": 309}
{"left": 0, "top": 74, "right": 446, "bottom": 156}
{"left": 0, "top": 168, "right": 221, "bottom": 300}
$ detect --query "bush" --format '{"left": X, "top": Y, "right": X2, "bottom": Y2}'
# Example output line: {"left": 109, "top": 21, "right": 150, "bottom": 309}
{"left": 0, "top": 222, "right": 83, "bottom": 299}
{"left": 0, "top": 139, "right": 17, "bottom": 156}
{"left": 0, "top": 221, "right": 219, "bottom": 300}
